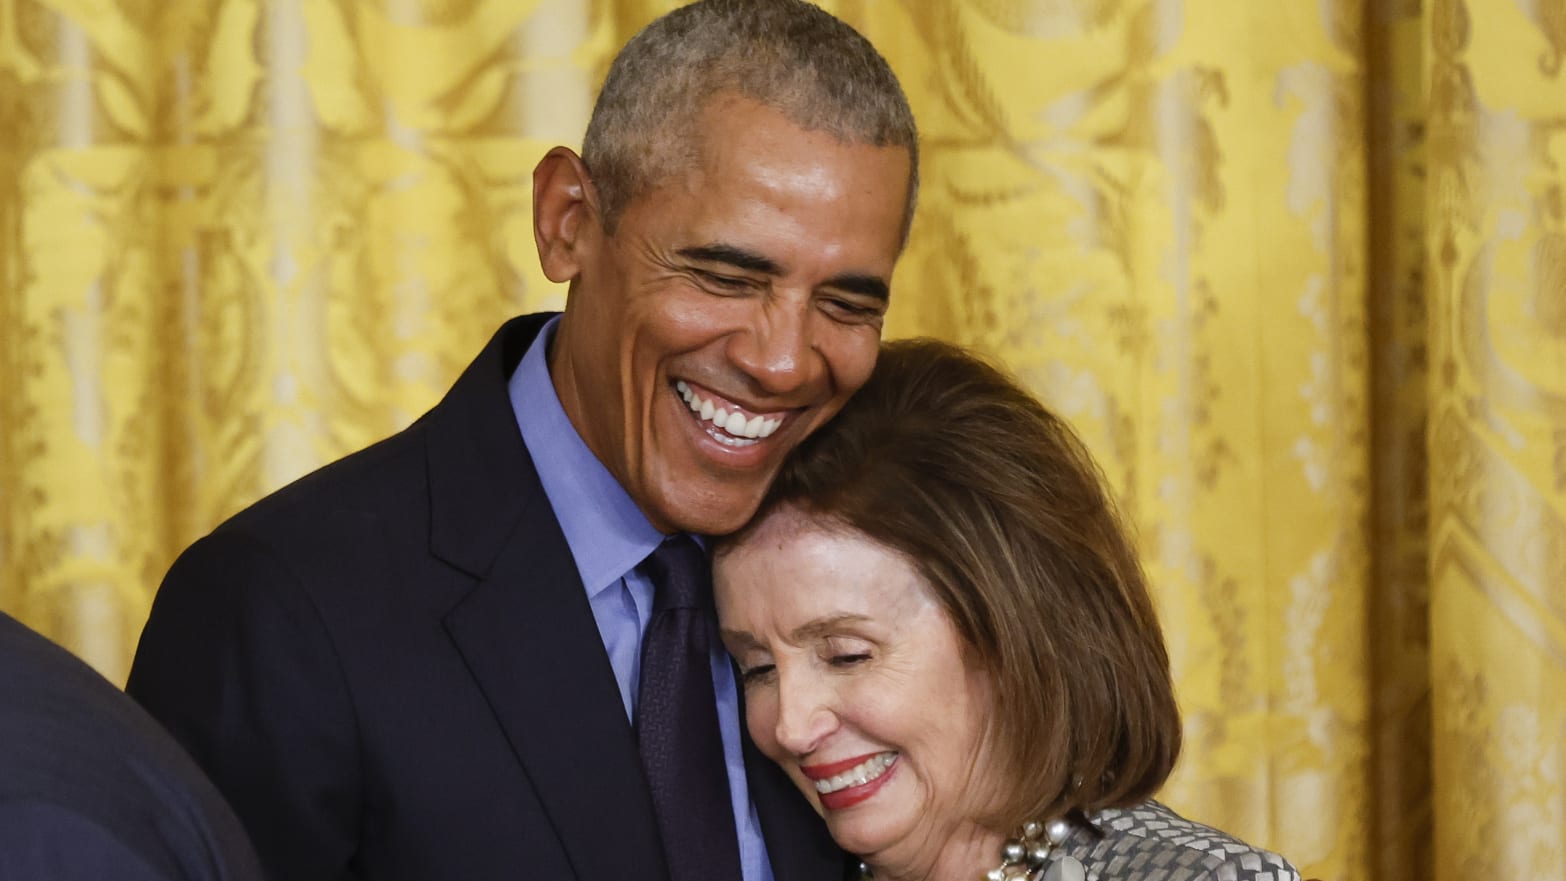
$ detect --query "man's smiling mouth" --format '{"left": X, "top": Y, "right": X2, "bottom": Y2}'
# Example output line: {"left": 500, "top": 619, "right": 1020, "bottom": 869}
{"left": 676, "top": 380, "right": 785, "bottom": 448}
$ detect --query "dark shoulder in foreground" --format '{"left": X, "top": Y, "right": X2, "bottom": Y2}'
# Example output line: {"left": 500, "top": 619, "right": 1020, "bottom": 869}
{"left": 1062, "top": 800, "right": 1300, "bottom": 881}
{"left": 0, "top": 612, "right": 263, "bottom": 881}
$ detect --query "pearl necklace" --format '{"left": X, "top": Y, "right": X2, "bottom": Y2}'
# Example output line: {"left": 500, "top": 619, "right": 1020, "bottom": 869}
{"left": 855, "top": 817, "right": 1087, "bottom": 881}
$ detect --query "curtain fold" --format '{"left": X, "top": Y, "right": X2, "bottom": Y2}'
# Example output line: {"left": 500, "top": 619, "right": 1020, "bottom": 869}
{"left": 1366, "top": 2, "right": 1432, "bottom": 879}
{"left": 3, "top": 2, "right": 1563, "bottom": 878}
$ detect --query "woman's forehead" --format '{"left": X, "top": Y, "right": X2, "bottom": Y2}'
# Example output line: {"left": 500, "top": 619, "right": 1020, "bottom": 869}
{"left": 716, "top": 517, "right": 941, "bottom": 622}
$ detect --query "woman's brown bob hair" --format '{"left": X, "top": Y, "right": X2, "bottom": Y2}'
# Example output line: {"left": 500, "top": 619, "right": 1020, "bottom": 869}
{"left": 718, "top": 338, "right": 1181, "bottom": 827}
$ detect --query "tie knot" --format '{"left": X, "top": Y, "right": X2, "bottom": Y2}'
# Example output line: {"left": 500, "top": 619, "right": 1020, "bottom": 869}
{"left": 643, "top": 535, "right": 711, "bottom": 612}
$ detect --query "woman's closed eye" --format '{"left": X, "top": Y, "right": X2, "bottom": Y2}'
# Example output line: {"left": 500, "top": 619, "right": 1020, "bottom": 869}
{"left": 821, "top": 635, "right": 875, "bottom": 669}
{"left": 829, "top": 652, "right": 872, "bottom": 668}
{"left": 738, "top": 663, "right": 776, "bottom": 685}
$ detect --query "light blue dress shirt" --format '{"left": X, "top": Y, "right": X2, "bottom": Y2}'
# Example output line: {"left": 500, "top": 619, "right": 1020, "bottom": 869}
{"left": 508, "top": 317, "right": 773, "bottom": 881}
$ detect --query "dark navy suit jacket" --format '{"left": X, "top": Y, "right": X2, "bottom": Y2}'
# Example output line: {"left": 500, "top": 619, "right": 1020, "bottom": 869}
{"left": 0, "top": 611, "right": 263, "bottom": 881}
{"left": 126, "top": 314, "right": 844, "bottom": 881}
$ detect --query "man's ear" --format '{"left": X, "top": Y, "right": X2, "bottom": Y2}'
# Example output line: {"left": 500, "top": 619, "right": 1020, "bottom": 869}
{"left": 532, "top": 146, "right": 602, "bottom": 283}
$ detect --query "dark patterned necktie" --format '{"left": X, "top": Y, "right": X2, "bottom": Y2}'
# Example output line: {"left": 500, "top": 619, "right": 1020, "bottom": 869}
{"left": 636, "top": 535, "right": 744, "bottom": 881}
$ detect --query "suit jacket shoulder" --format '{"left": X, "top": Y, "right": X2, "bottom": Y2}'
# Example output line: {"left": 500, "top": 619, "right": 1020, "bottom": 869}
{"left": 0, "top": 613, "right": 263, "bottom": 881}
{"left": 207, "top": 310, "right": 553, "bottom": 580}
{"left": 1060, "top": 801, "right": 1300, "bottom": 881}
{"left": 128, "top": 312, "right": 841, "bottom": 881}
{"left": 128, "top": 312, "right": 654, "bottom": 881}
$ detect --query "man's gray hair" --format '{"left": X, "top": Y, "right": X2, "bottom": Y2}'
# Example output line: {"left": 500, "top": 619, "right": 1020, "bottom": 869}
{"left": 582, "top": 0, "right": 919, "bottom": 238}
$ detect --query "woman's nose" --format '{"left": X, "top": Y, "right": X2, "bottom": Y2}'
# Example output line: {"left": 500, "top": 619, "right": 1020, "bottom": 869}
{"left": 771, "top": 672, "right": 837, "bottom": 755}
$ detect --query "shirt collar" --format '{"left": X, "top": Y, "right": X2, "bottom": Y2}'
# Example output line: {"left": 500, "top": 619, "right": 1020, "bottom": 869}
{"left": 509, "top": 316, "right": 666, "bottom": 598}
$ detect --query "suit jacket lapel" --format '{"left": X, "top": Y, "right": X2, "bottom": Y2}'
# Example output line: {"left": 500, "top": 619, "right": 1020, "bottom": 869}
{"left": 426, "top": 315, "right": 668, "bottom": 881}
{"left": 443, "top": 500, "right": 667, "bottom": 881}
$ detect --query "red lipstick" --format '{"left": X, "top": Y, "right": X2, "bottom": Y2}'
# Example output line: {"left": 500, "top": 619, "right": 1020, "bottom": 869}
{"left": 800, "top": 752, "right": 899, "bottom": 811}
{"left": 800, "top": 752, "right": 886, "bottom": 781}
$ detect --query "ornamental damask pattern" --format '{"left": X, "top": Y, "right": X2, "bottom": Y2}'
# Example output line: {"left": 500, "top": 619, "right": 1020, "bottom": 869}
{"left": 0, "top": 0, "right": 602, "bottom": 674}
{"left": 3, "top": 2, "right": 1564, "bottom": 880}
{"left": 1427, "top": 2, "right": 1566, "bottom": 881}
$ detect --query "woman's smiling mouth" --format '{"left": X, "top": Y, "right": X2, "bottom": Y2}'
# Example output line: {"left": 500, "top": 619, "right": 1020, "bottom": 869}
{"left": 800, "top": 752, "right": 900, "bottom": 810}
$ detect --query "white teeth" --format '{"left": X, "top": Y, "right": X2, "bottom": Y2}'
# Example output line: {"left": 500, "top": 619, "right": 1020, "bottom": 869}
{"left": 675, "top": 383, "right": 786, "bottom": 443}
{"left": 811, "top": 753, "right": 897, "bottom": 795}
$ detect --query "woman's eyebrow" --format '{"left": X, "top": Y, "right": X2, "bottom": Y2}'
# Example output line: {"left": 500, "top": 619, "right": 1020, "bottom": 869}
{"left": 790, "top": 614, "right": 873, "bottom": 643}
{"left": 719, "top": 628, "right": 764, "bottom": 651}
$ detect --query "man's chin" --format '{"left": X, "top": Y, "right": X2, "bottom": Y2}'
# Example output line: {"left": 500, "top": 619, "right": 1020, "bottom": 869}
{"left": 647, "top": 484, "right": 770, "bottom": 537}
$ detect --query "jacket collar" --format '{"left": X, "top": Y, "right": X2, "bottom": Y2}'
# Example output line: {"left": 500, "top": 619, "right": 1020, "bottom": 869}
{"left": 424, "top": 312, "right": 555, "bottom": 578}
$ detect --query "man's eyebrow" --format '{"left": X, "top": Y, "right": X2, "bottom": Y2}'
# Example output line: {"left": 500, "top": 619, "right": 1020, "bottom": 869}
{"left": 677, "top": 245, "right": 889, "bottom": 302}
{"left": 822, "top": 274, "right": 889, "bottom": 302}
{"left": 677, "top": 244, "right": 781, "bottom": 275}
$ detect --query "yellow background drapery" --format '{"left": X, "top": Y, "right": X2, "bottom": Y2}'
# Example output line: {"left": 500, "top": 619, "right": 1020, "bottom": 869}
{"left": 1, "top": 1, "right": 1562, "bottom": 879}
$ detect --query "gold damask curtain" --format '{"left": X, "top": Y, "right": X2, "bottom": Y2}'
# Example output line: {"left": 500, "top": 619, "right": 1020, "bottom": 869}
{"left": 1, "top": 1, "right": 1561, "bottom": 879}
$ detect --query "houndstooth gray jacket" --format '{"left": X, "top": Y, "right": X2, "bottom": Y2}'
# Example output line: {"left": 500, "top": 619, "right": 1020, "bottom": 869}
{"left": 1052, "top": 800, "right": 1301, "bottom": 881}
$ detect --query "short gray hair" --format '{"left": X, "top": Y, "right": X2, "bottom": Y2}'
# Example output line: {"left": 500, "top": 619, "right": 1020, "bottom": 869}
{"left": 582, "top": 0, "right": 918, "bottom": 238}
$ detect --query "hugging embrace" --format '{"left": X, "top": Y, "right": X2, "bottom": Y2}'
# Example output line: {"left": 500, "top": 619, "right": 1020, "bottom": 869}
{"left": 126, "top": 2, "right": 1302, "bottom": 880}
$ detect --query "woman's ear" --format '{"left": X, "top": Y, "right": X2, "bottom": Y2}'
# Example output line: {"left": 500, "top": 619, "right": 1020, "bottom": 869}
{"left": 532, "top": 146, "right": 601, "bottom": 283}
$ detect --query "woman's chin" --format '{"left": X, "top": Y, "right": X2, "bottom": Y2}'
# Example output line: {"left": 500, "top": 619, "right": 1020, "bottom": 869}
{"left": 822, "top": 806, "right": 909, "bottom": 862}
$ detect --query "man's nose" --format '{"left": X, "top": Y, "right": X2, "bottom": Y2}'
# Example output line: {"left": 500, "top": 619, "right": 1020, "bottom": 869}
{"left": 727, "top": 297, "right": 822, "bottom": 396}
